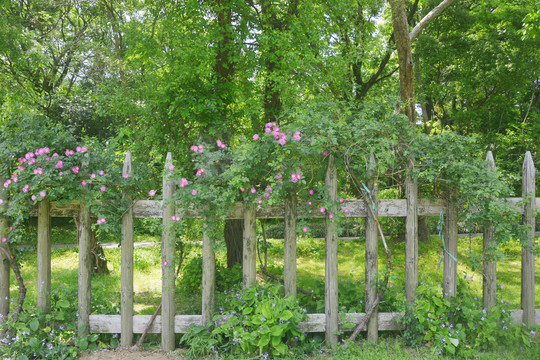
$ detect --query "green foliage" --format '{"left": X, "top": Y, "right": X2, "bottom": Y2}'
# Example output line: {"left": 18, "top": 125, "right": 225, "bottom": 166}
{"left": 178, "top": 255, "right": 243, "bottom": 297}
{"left": 0, "top": 135, "right": 152, "bottom": 250}
{"left": 397, "top": 279, "right": 536, "bottom": 358}
{"left": 181, "top": 284, "right": 307, "bottom": 358}
{"left": 0, "top": 290, "right": 99, "bottom": 360}
{"left": 413, "top": 132, "right": 530, "bottom": 252}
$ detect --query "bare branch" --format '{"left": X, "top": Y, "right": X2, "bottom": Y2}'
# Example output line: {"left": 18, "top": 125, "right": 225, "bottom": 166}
{"left": 410, "top": 0, "right": 457, "bottom": 42}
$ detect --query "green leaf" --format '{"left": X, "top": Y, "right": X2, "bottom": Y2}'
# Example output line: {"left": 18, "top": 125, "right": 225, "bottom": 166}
{"left": 55, "top": 311, "right": 66, "bottom": 321}
{"left": 275, "top": 342, "right": 288, "bottom": 354}
{"left": 57, "top": 299, "right": 70, "bottom": 308}
{"left": 271, "top": 335, "right": 282, "bottom": 347}
{"left": 446, "top": 343, "right": 455, "bottom": 355}
{"left": 257, "top": 334, "right": 270, "bottom": 347}
{"left": 281, "top": 310, "right": 293, "bottom": 320}
{"left": 28, "top": 336, "right": 39, "bottom": 348}
{"left": 242, "top": 307, "right": 252, "bottom": 315}
{"left": 76, "top": 338, "right": 88, "bottom": 351}
{"left": 270, "top": 325, "right": 283, "bottom": 337}
{"left": 29, "top": 318, "right": 39, "bottom": 332}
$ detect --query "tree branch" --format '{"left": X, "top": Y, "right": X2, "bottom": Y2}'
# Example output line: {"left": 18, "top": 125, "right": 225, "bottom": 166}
{"left": 410, "top": 0, "right": 457, "bottom": 42}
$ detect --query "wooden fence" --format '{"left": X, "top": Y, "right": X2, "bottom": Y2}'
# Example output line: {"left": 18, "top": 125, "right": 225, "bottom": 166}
{"left": 0, "top": 151, "right": 538, "bottom": 351}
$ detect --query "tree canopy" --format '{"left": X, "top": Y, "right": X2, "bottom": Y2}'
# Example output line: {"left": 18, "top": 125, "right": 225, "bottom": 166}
{"left": 0, "top": 0, "right": 537, "bottom": 186}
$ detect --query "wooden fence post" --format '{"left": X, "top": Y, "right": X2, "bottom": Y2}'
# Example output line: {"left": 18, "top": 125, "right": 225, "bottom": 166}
{"left": 483, "top": 151, "right": 497, "bottom": 309}
{"left": 78, "top": 203, "right": 92, "bottom": 337}
{"left": 405, "top": 159, "right": 418, "bottom": 304}
{"left": 243, "top": 203, "right": 257, "bottom": 288}
{"left": 201, "top": 224, "right": 215, "bottom": 326}
{"left": 0, "top": 180, "right": 9, "bottom": 324}
{"left": 443, "top": 191, "right": 458, "bottom": 299}
{"left": 121, "top": 151, "right": 134, "bottom": 347}
{"left": 161, "top": 152, "right": 176, "bottom": 351}
{"left": 325, "top": 155, "right": 338, "bottom": 346}
{"left": 521, "top": 151, "right": 535, "bottom": 326}
{"left": 37, "top": 200, "right": 51, "bottom": 313}
{"left": 365, "top": 154, "right": 379, "bottom": 343}
{"left": 284, "top": 194, "right": 297, "bottom": 297}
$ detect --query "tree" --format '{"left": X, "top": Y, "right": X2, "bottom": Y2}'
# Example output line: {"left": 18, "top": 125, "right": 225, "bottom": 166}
{"left": 389, "top": 0, "right": 457, "bottom": 123}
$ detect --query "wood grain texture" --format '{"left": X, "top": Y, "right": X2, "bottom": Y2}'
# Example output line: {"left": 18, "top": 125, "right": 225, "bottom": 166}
{"left": 365, "top": 155, "right": 378, "bottom": 343}
{"left": 33, "top": 196, "right": 540, "bottom": 219}
{"left": 325, "top": 156, "right": 339, "bottom": 346}
{"left": 483, "top": 152, "right": 497, "bottom": 309}
{"left": 405, "top": 162, "right": 418, "bottom": 304}
{"left": 243, "top": 203, "right": 257, "bottom": 288}
{"left": 78, "top": 204, "right": 92, "bottom": 337}
{"left": 443, "top": 194, "right": 458, "bottom": 300}
{"left": 121, "top": 151, "right": 134, "bottom": 347}
{"left": 284, "top": 195, "right": 297, "bottom": 297}
{"left": 88, "top": 309, "right": 540, "bottom": 334}
{"left": 521, "top": 152, "right": 535, "bottom": 326}
{"left": 161, "top": 152, "right": 176, "bottom": 352}
{"left": 37, "top": 200, "right": 51, "bottom": 314}
{"left": 202, "top": 226, "right": 215, "bottom": 326}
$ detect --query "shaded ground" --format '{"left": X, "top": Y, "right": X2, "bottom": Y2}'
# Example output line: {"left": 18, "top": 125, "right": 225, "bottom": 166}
{"left": 78, "top": 348, "right": 185, "bottom": 360}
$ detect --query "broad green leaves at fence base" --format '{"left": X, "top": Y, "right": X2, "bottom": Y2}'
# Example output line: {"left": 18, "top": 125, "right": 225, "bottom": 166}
{"left": 181, "top": 284, "right": 307, "bottom": 358}
{"left": 397, "top": 279, "right": 536, "bottom": 357}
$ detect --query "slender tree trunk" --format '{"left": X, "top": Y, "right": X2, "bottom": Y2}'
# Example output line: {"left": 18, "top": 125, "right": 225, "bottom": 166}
{"left": 389, "top": 0, "right": 415, "bottom": 123}
{"left": 225, "top": 219, "right": 244, "bottom": 268}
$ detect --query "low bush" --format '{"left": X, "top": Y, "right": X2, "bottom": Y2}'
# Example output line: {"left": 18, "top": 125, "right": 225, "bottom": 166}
{"left": 181, "top": 283, "right": 307, "bottom": 358}
{"left": 179, "top": 255, "right": 243, "bottom": 295}
{"left": 0, "top": 289, "right": 99, "bottom": 360}
{"left": 397, "top": 278, "right": 536, "bottom": 357}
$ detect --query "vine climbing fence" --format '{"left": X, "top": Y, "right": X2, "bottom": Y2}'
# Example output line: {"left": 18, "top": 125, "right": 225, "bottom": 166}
{"left": 0, "top": 151, "right": 538, "bottom": 351}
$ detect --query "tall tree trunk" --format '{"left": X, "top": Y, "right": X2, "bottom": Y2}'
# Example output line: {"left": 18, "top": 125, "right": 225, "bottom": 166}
{"left": 212, "top": 0, "right": 244, "bottom": 269}
{"left": 224, "top": 219, "right": 244, "bottom": 268}
{"left": 389, "top": 0, "right": 415, "bottom": 123}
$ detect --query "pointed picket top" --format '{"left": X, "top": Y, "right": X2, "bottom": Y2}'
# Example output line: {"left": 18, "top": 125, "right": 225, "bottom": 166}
{"left": 122, "top": 151, "right": 133, "bottom": 176}
{"left": 485, "top": 151, "right": 496, "bottom": 171}
{"left": 522, "top": 151, "right": 535, "bottom": 178}
{"left": 522, "top": 151, "right": 535, "bottom": 195}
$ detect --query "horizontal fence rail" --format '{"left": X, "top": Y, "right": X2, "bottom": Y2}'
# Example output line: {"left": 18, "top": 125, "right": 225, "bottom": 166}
{"left": 28, "top": 197, "right": 540, "bottom": 219}
{"left": 88, "top": 310, "right": 540, "bottom": 334}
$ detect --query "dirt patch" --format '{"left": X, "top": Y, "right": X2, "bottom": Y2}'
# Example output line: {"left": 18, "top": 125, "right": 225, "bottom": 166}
{"left": 78, "top": 348, "right": 185, "bottom": 360}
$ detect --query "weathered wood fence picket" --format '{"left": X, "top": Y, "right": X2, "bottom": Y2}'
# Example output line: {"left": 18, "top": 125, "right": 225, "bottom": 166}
{"left": 0, "top": 151, "right": 538, "bottom": 352}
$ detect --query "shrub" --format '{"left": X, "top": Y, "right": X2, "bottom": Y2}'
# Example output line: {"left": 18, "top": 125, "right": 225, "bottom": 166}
{"left": 181, "top": 284, "right": 307, "bottom": 358}
{"left": 179, "top": 256, "right": 243, "bottom": 295}
{"left": 397, "top": 279, "right": 536, "bottom": 357}
{"left": 0, "top": 290, "right": 99, "bottom": 360}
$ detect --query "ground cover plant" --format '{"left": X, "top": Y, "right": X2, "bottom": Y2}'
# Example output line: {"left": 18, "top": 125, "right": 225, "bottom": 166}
{"left": 6, "top": 227, "right": 539, "bottom": 359}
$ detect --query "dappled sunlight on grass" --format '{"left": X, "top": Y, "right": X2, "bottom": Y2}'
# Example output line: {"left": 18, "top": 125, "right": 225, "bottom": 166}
{"left": 8, "top": 232, "right": 539, "bottom": 319}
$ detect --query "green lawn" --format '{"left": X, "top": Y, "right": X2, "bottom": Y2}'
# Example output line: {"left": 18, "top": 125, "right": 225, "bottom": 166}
{"left": 8, "top": 229, "right": 540, "bottom": 315}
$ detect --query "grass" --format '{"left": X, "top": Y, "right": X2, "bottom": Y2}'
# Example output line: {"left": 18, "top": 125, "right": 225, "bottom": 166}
{"left": 8, "top": 228, "right": 540, "bottom": 314}
{"left": 6, "top": 225, "right": 540, "bottom": 359}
